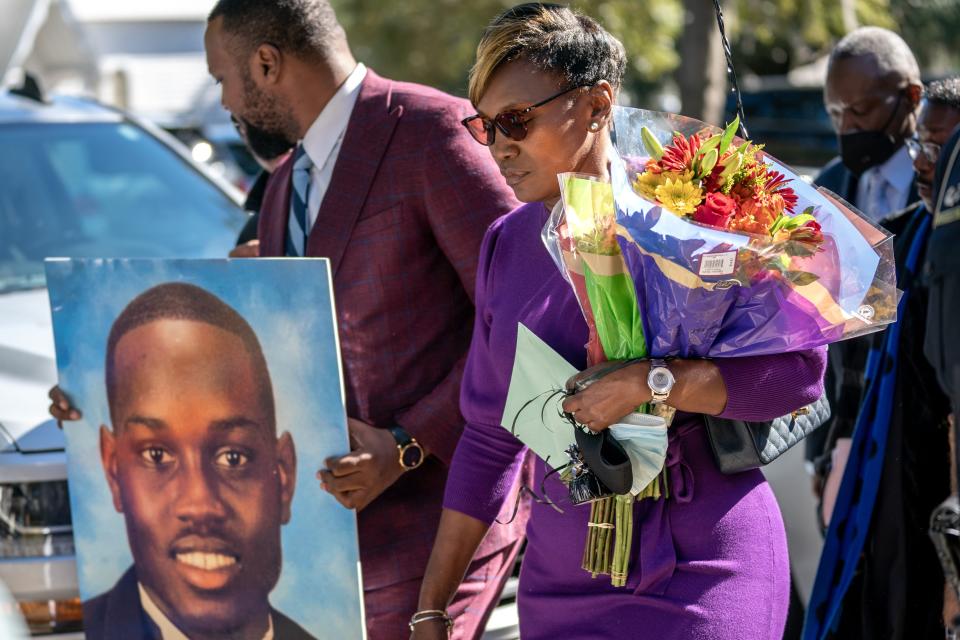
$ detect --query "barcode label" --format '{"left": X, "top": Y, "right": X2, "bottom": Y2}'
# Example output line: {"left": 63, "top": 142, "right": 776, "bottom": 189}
{"left": 698, "top": 251, "right": 738, "bottom": 277}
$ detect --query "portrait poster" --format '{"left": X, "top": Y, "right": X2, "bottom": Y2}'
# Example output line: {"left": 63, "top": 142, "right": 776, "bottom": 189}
{"left": 45, "top": 258, "right": 365, "bottom": 640}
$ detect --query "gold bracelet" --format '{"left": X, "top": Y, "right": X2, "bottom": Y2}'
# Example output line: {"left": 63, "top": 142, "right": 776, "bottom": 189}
{"left": 408, "top": 609, "right": 454, "bottom": 632}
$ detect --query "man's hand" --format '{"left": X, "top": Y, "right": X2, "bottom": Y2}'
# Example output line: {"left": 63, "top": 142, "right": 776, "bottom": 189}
{"left": 48, "top": 386, "right": 81, "bottom": 428}
{"left": 229, "top": 240, "right": 260, "bottom": 258}
{"left": 317, "top": 418, "right": 405, "bottom": 511}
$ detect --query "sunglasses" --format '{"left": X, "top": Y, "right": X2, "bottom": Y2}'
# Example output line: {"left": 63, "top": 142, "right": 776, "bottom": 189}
{"left": 906, "top": 137, "right": 941, "bottom": 164}
{"left": 461, "top": 85, "right": 588, "bottom": 146}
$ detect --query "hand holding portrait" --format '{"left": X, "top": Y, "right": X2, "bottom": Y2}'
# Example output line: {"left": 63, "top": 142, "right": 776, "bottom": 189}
{"left": 229, "top": 239, "right": 260, "bottom": 258}
{"left": 319, "top": 418, "right": 405, "bottom": 511}
{"left": 48, "top": 385, "right": 81, "bottom": 426}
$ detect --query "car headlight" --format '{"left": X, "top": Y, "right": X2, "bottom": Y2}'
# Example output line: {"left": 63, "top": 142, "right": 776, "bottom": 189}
{"left": 0, "top": 482, "right": 73, "bottom": 558}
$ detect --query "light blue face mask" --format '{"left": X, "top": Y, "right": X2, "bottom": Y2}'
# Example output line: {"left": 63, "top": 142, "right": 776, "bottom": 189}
{"left": 608, "top": 413, "right": 669, "bottom": 496}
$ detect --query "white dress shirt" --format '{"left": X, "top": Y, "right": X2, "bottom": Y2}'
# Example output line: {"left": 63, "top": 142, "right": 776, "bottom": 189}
{"left": 300, "top": 62, "right": 367, "bottom": 228}
{"left": 138, "top": 582, "right": 274, "bottom": 640}
{"left": 854, "top": 144, "right": 915, "bottom": 223}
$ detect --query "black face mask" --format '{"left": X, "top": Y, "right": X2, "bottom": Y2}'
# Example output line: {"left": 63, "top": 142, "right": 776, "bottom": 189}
{"left": 838, "top": 92, "right": 903, "bottom": 176}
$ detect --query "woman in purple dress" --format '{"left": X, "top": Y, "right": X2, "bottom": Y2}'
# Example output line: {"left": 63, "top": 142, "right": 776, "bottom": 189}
{"left": 410, "top": 5, "right": 825, "bottom": 639}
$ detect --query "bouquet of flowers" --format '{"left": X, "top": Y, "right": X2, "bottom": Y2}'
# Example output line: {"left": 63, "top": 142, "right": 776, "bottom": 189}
{"left": 542, "top": 107, "right": 899, "bottom": 586}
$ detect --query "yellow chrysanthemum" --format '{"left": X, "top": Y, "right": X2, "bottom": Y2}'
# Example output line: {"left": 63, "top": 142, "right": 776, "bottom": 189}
{"left": 634, "top": 170, "right": 694, "bottom": 201}
{"left": 654, "top": 177, "right": 703, "bottom": 216}
{"left": 634, "top": 171, "right": 663, "bottom": 200}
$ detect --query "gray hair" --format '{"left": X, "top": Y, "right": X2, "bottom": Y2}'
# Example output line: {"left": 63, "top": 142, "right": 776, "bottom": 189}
{"left": 828, "top": 26, "right": 920, "bottom": 85}
{"left": 926, "top": 77, "right": 960, "bottom": 111}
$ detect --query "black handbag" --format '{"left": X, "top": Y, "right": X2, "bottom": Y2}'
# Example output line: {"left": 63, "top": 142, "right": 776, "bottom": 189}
{"left": 702, "top": 393, "right": 831, "bottom": 474}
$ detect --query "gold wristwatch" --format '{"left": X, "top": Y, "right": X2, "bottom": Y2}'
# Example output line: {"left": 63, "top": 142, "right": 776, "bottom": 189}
{"left": 388, "top": 425, "right": 424, "bottom": 471}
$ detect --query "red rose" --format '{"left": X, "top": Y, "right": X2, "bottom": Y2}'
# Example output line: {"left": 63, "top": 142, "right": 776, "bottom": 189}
{"left": 693, "top": 192, "right": 738, "bottom": 228}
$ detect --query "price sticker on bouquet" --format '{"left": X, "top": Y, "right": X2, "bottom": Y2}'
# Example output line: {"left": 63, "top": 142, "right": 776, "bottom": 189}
{"left": 698, "top": 250, "right": 738, "bottom": 277}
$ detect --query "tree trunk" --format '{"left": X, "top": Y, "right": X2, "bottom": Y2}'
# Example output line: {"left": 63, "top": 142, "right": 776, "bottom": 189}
{"left": 840, "top": 0, "right": 858, "bottom": 33}
{"left": 676, "top": 0, "right": 729, "bottom": 126}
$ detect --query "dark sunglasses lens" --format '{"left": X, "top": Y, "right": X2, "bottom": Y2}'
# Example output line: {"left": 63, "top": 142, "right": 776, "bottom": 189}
{"left": 464, "top": 117, "right": 493, "bottom": 146}
{"left": 496, "top": 113, "right": 527, "bottom": 142}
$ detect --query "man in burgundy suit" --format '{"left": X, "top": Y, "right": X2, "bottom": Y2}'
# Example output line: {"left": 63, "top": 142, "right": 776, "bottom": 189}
{"left": 203, "top": 1, "right": 524, "bottom": 637}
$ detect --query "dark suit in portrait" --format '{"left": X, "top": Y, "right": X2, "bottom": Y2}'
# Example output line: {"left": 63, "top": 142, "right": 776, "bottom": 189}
{"left": 83, "top": 567, "right": 314, "bottom": 640}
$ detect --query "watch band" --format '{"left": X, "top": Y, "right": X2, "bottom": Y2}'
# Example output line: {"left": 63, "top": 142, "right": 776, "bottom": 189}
{"left": 388, "top": 425, "right": 413, "bottom": 447}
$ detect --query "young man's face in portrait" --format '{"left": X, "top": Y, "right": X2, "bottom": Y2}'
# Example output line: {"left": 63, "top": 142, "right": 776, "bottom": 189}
{"left": 100, "top": 318, "right": 295, "bottom": 636}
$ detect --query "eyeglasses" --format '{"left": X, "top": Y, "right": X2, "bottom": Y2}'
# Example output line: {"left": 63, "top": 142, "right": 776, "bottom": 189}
{"left": 461, "top": 85, "right": 588, "bottom": 146}
{"left": 906, "top": 137, "right": 941, "bottom": 164}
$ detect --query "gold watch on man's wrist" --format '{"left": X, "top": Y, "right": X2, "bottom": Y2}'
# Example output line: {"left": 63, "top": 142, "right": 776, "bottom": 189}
{"left": 388, "top": 425, "right": 424, "bottom": 471}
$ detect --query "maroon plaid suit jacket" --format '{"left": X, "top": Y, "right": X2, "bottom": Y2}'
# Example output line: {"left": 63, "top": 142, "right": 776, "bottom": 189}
{"left": 259, "top": 70, "right": 524, "bottom": 590}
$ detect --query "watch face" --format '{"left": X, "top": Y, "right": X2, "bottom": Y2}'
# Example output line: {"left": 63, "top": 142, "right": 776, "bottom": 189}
{"left": 649, "top": 367, "right": 674, "bottom": 393}
{"left": 401, "top": 444, "right": 423, "bottom": 468}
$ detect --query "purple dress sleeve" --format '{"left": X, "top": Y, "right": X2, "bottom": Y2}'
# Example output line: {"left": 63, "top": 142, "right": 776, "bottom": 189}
{"left": 713, "top": 347, "right": 827, "bottom": 421}
{"left": 443, "top": 218, "right": 528, "bottom": 526}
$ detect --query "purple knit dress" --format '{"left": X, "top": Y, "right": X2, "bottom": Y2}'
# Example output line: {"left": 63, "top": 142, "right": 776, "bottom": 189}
{"left": 443, "top": 202, "right": 826, "bottom": 640}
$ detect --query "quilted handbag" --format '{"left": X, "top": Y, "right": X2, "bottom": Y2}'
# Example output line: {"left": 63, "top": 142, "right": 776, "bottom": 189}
{"left": 702, "top": 393, "right": 831, "bottom": 475}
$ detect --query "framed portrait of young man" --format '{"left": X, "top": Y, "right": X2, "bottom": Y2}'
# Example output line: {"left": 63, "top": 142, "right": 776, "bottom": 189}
{"left": 46, "top": 258, "right": 365, "bottom": 640}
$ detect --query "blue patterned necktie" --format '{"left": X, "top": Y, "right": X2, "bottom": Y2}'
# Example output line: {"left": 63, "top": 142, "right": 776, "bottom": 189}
{"left": 285, "top": 145, "right": 314, "bottom": 256}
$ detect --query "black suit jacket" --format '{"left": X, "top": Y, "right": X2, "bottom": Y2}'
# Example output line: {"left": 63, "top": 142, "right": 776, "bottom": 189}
{"left": 82, "top": 566, "right": 315, "bottom": 640}
{"left": 806, "top": 155, "right": 921, "bottom": 468}
{"left": 814, "top": 156, "right": 861, "bottom": 205}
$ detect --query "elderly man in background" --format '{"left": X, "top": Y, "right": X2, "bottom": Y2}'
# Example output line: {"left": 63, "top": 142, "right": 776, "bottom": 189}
{"left": 809, "top": 27, "right": 923, "bottom": 527}
{"left": 807, "top": 77, "right": 960, "bottom": 640}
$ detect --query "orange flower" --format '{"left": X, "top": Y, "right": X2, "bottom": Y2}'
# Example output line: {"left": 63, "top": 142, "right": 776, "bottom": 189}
{"left": 734, "top": 189, "right": 785, "bottom": 234}
{"left": 728, "top": 180, "right": 755, "bottom": 204}
{"left": 729, "top": 211, "right": 768, "bottom": 235}
{"left": 644, "top": 158, "right": 663, "bottom": 175}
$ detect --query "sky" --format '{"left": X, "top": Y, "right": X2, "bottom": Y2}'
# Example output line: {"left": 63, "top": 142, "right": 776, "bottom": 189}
{"left": 45, "top": 257, "right": 365, "bottom": 640}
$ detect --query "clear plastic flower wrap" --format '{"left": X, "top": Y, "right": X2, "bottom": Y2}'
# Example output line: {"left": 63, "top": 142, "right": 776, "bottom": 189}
{"left": 543, "top": 106, "right": 900, "bottom": 361}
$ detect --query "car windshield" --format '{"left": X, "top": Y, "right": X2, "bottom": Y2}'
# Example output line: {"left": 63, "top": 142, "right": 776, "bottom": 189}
{"left": 0, "top": 121, "right": 244, "bottom": 294}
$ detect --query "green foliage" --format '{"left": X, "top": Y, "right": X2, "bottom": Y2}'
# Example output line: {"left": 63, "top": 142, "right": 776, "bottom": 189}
{"left": 331, "top": 0, "right": 956, "bottom": 104}
{"left": 331, "top": 0, "right": 682, "bottom": 100}
{"left": 729, "top": 0, "right": 958, "bottom": 76}
{"left": 730, "top": 0, "right": 895, "bottom": 75}
{"left": 889, "top": 0, "right": 960, "bottom": 72}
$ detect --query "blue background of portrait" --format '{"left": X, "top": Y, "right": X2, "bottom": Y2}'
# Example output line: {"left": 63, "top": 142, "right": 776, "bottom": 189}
{"left": 46, "top": 258, "right": 365, "bottom": 639}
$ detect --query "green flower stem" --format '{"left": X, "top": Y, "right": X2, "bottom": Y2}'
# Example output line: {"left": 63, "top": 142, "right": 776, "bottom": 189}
{"left": 583, "top": 500, "right": 599, "bottom": 572}
{"left": 623, "top": 496, "right": 634, "bottom": 584}
{"left": 611, "top": 496, "right": 624, "bottom": 585}
{"left": 596, "top": 497, "right": 612, "bottom": 574}
{"left": 612, "top": 494, "right": 634, "bottom": 587}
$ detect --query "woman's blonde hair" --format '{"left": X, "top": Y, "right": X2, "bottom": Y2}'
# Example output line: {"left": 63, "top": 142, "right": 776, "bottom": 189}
{"left": 468, "top": 3, "right": 626, "bottom": 106}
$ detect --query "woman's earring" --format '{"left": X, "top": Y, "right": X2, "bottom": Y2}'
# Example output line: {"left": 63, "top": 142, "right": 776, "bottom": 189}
{"left": 589, "top": 122, "right": 600, "bottom": 132}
